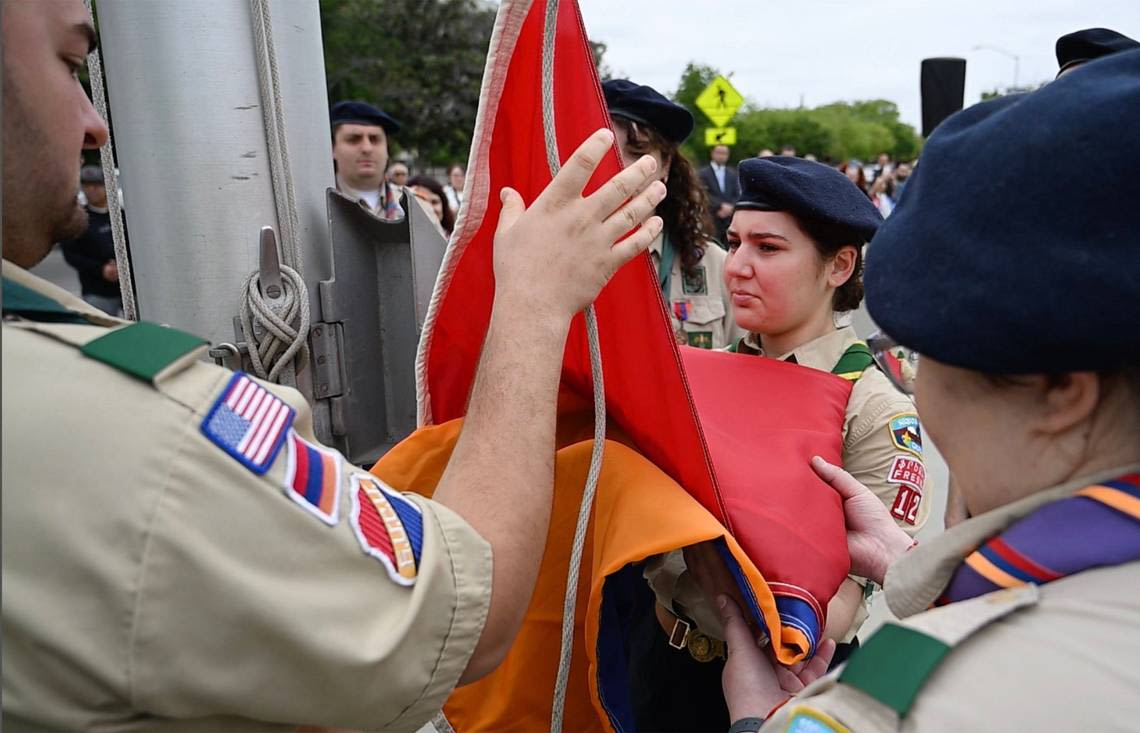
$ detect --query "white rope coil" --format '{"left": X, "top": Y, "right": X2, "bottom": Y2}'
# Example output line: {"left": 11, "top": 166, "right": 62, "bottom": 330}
{"left": 239, "top": 265, "right": 311, "bottom": 384}
{"left": 84, "top": 0, "right": 137, "bottom": 321}
{"left": 246, "top": 0, "right": 310, "bottom": 381}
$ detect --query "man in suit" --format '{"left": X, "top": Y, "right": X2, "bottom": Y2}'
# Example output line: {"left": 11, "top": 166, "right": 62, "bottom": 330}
{"left": 699, "top": 144, "right": 740, "bottom": 247}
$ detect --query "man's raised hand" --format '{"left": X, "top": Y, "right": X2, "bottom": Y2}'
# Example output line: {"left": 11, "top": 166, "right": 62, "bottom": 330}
{"left": 492, "top": 128, "right": 666, "bottom": 322}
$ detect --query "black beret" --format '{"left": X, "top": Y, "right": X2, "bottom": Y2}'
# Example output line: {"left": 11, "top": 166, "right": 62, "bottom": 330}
{"left": 603, "top": 79, "right": 694, "bottom": 144}
{"left": 734, "top": 156, "right": 882, "bottom": 243}
{"left": 330, "top": 100, "right": 401, "bottom": 134}
{"left": 1056, "top": 27, "right": 1139, "bottom": 75}
{"left": 865, "top": 49, "right": 1140, "bottom": 374}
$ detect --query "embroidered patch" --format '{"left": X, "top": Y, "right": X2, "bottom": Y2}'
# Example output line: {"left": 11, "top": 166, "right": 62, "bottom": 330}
{"left": 282, "top": 430, "right": 342, "bottom": 525}
{"left": 887, "top": 455, "right": 926, "bottom": 491}
{"left": 673, "top": 299, "right": 691, "bottom": 322}
{"left": 682, "top": 265, "right": 708, "bottom": 295}
{"left": 890, "top": 485, "right": 923, "bottom": 525}
{"left": 888, "top": 413, "right": 923, "bottom": 457}
{"left": 785, "top": 705, "right": 851, "bottom": 732}
{"left": 687, "top": 331, "right": 714, "bottom": 349}
{"left": 201, "top": 372, "right": 295, "bottom": 474}
{"left": 350, "top": 475, "right": 424, "bottom": 586}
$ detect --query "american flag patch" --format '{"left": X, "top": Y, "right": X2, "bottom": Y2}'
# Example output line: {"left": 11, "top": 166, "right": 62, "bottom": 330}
{"left": 351, "top": 474, "right": 424, "bottom": 586}
{"left": 283, "top": 430, "right": 342, "bottom": 526}
{"left": 201, "top": 372, "right": 295, "bottom": 474}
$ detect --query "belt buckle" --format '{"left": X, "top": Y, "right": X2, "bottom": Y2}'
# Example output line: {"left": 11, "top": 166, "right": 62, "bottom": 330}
{"left": 668, "top": 616, "right": 691, "bottom": 650}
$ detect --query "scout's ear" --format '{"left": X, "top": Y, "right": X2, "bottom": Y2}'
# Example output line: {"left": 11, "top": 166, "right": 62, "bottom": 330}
{"left": 826, "top": 245, "right": 858, "bottom": 289}
{"left": 1035, "top": 372, "right": 1099, "bottom": 436}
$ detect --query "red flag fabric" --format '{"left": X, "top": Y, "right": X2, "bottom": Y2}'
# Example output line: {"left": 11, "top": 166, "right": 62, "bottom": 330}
{"left": 413, "top": 0, "right": 850, "bottom": 677}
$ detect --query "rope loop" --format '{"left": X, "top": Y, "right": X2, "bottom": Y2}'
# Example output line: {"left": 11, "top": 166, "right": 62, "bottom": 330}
{"left": 239, "top": 265, "right": 311, "bottom": 383}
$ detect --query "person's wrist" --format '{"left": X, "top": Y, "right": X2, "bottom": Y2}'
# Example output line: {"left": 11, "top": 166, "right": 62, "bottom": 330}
{"left": 870, "top": 528, "right": 915, "bottom": 585}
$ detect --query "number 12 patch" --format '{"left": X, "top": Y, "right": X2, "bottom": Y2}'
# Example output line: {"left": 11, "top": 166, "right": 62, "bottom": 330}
{"left": 887, "top": 455, "right": 925, "bottom": 525}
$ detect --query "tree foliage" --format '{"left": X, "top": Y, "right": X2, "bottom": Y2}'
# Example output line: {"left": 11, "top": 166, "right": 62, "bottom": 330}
{"left": 319, "top": 0, "right": 496, "bottom": 166}
{"left": 673, "top": 63, "right": 923, "bottom": 164}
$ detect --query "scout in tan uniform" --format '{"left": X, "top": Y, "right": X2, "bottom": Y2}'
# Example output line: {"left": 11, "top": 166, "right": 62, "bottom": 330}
{"left": 626, "top": 156, "right": 928, "bottom": 732}
{"left": 722, "top": 156, "right": 930, "bottom": 645}
{"left": 717, "top": 48, "right": 1140, "bottom": 733}
{"left": 603, "top": 78, "right": 742, "bottom": 350}
{"left": 1, "top": 4, "right": 669, "bottom": 729}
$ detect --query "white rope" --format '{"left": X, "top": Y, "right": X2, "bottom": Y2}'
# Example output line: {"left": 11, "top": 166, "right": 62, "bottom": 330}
{"left": 547, "top": 0, "right": 609, "bottom": 728}
{"left": 239, "top": 265, "right": 311, "bottom": 383}
{"left": 84, "top": 0, "right": 137, "bottom": 321}
{"left": 244, "top": 0, "right": 309, "bottom": 380}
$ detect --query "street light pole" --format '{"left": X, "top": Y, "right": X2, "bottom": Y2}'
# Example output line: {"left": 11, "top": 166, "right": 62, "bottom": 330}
{"left": 972, "top": 44, "right": 1021, "bottom": 89}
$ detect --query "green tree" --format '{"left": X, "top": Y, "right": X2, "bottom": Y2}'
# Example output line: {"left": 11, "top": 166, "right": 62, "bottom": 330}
{"left": 320, "top": 0, "right": 496, "bottom": 166}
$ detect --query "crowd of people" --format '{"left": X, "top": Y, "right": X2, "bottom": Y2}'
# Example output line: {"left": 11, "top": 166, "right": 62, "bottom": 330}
{"left": 7, "top": 3, "right": 1139, "bottom": 732}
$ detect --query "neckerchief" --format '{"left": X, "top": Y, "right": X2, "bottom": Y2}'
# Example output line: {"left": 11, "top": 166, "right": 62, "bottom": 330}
{"left": 657, "top": 230, "right": 678, "bottom": 299}
{"left": 937, "top": 472, "right": 1140, "bottom": 605}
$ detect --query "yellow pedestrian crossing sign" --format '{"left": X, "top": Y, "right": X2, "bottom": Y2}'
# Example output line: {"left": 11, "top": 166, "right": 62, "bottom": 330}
{"left": 705, "top": 127, "right": 737, "bottom": 146}
{"left": 695, "top": 75, "right": 744, "bottom": 128}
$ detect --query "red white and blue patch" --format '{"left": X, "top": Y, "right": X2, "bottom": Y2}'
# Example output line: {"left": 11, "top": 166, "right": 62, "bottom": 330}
{"left": 282, "top": 430, "right": 342, "bottom": 526}
{"left": 201, "top": 372, "right": 295, "bottom": 474}
{"left": 350, "top": 474, "right": 424, "bottom": 586}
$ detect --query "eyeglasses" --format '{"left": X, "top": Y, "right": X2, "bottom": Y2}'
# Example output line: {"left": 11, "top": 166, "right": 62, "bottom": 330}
{"left": 867, "top": 331, "right": 919, "bottom": 396}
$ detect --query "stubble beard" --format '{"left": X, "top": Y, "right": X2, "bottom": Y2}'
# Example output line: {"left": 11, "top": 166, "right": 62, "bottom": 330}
{"left": 2, "top": 67, "right": 89, "bottom": 267}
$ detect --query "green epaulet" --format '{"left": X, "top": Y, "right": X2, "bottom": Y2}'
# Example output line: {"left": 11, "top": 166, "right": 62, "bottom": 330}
{"left": 831, "top": 341, "right": 874, "bottom": 381}
{"left": 81, "top": 322, "right": 208, "bottom": 383}
{"left": 837, "top": 623, "right": 951, "bottom": 717}
{"left": 4, "top": 277, "right": 208, "bottom": 382}
{"left": 2, "top": 278, "right": 91, "bottom": 324}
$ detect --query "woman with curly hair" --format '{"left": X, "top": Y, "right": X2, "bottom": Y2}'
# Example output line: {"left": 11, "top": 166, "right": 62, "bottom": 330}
{"left": 603, "top": 79, "right": 741, "bottom": 350}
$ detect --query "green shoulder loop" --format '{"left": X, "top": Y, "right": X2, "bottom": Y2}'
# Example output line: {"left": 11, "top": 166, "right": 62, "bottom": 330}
{"left": 2, "top": 277, "right": 90, "bottom": 324}
{"left": 837, "top": 622, "right": 951, "bottom": 717}
{"left": 81, "top": 322, "right": 208, "bottom": 383}
{"left": 831, "top": 341, "right": 874, "bottom": 381}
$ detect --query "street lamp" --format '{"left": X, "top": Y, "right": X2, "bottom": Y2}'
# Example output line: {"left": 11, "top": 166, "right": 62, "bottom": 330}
{"left": 972, "top": 44, "right": 1020, "bottom": 89}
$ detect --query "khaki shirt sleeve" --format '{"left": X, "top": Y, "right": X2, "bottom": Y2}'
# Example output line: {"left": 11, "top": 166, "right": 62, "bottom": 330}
{"left": 843, "top": 369, "right": 931, "bottom": 536}
{"left": 130, "top": 367, "right": 492, "bottom": 731}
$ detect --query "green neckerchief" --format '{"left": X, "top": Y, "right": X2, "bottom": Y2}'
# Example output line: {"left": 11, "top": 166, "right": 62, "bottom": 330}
{"left": 657, "top": 230, "right": 678, "bottom": 299}
{"left": 727, "top": 334, "right": 874, "bottom": 381}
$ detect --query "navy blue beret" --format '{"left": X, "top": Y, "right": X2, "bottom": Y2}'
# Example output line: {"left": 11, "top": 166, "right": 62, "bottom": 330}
{"left": 735, "top": 156, "right": 882, "bottom": 243}
{"left": 1056, "top": 27, "right": 1138, "bottom": 74}
{"left": 330, "top": 100, "right": 401, "bottom": 134}
{"left": 603, "top": 79, "right": 694, "bottom": 144}
{"left": 865, "top": 48, "right": 1140, "bottom": 374}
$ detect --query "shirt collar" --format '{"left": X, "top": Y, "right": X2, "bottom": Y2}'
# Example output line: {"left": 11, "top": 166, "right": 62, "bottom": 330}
{"left": 883, "top": 461, "right": 1140, "bottom": 618}
{"left": 336, "top": 176, "right": 385, "bottom": 208}
{"left": 741, "top": 326, "right": 860, "bottom": 369}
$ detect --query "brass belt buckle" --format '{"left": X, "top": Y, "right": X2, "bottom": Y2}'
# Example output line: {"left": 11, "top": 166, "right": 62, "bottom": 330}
{"left": 686, "top": 631, "right": 726, "bottom": 663}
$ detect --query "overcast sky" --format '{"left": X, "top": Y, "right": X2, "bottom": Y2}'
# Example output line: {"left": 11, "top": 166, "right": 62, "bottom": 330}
{"left": 577, "top": 0, "right": 1139, "bottom": 131}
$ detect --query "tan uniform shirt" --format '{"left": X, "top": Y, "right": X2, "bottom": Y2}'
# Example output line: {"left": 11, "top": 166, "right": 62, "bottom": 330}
{"left": 764, "top": 463, "right": 1140, "bottom": 732}
{"left": 1, "top": 262, "right": 492, "bottom": 733}
{"left": 649, "top": 234, "right": 743, "bottom": 350}
{"left": 739, "top": 327, "right": 931, "bottom": 638}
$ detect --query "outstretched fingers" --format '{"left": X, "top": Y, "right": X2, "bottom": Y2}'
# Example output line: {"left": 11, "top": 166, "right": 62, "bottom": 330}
{"left": 542, "top": 128, "right": 616, "bottom": 205}
{"left": 603, "top": 179, "right": 667, "bottom": 240}
{"left": 609, "top": 215, "right": 663, "bottom": 268}
{"left": 589, "top": 153, "right": 659, "bottom": 216}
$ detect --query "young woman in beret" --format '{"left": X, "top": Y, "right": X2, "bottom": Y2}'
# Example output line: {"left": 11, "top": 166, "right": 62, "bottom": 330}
{"left": 721, "top": 48, "right": 1140, "bottom": 733}
{"left": 625, "top": 155, "right": 934, "bottom": 732}
{"left": 720, "top": 156, "right": 931, "bottom": 648}
{"left": 603, "top": 79, "right": 742, "bottom": 350}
